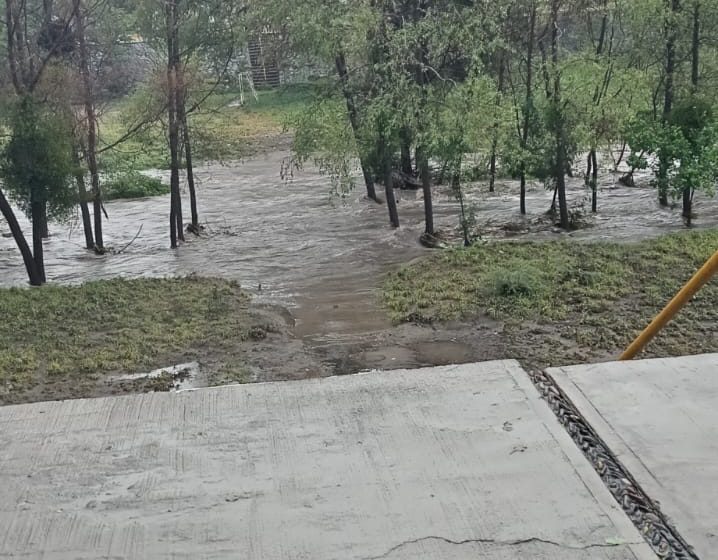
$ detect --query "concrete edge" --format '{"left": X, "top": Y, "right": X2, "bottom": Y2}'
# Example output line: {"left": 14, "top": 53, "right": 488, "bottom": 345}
{"left": 546, "top": 367, "right": 670, "bottom": 501}
{"left": 1, "top": 360, "right": 527, "bottom": 413}
{"left": 546, "top": 366, "right": 686, "bottom": 558}
{"left": 509, "top": 367, "right": 657, "bottom": 559}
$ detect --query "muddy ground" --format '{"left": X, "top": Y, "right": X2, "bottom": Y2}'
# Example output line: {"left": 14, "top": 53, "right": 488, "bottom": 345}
{"left": 2, "top": 149, "right": 717, "bottom": 402}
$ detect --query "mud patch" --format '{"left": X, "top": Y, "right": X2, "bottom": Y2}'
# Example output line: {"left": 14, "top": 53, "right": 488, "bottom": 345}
{"left": 108, "top": 362, "right": 201, "bottom": 393}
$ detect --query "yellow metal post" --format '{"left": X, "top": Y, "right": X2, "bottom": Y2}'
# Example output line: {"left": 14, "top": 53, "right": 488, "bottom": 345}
{"left": 621, "top": 249, "right": 718, "bottom": 360}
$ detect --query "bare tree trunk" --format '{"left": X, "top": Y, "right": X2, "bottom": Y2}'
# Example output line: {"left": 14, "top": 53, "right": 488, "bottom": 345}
{"left": 489, "top": 53, "right": 505, "bottom": 193}
{"left": 384, "top": 159, "right": 399, "bottom": 228}
{"left": 400, "top": 128, "right": 413, "bottom": 175}
{"left": 591, "top": 150, "right": 598, "bottom": 213}
{"left": 178, "top": 88, "right": 199, "bottom": 233}
{"left": 453, "top": 156, "right": 471, "bottom": 247}
{"left": 0, "top": 187, "right": 42, "bottom": 285}
{"left": 551, "top": 0, "right": 569, "bottom": 229}
{"left": 335, "top": 52, "right": 380, "bottom": 203}
{"left": 613, "top": 141, "right": 627, "bottom": 171}
{"left": 39, "top": 201, "right": 48, "bottom": 238}
{"left": 520, "top": 1, "right": 536, "bottom": 216}
{"left": 166, "top": 0, "right": 183, "bottom": 247}
{"left": 415, "top": 27, "right": 434, "bottom": 236}
{"left": 692, "top": 0, "right": 700, "bottom": 90}
{"left": 30, "top": 198, "right": 46, "bottom": 283}
{"left": 74, "top": 173, "right": 94, "bottom": 250}
{"left": 182, "top": 112, "right": 199, "bottom": 232}
{"left": 418, "top": 150, "right": 434, "bottom": 235}
{"left": 75, "top": 0, "right": 104, "bottom": 252}
{"left": 684, "top": 0, "right": 699, "bottom": 224}
{"left": 659, "top": 0, "right": 680, "bottom": 207}
{"left": 379, "top": 124, "right": 399, "bottom": 228}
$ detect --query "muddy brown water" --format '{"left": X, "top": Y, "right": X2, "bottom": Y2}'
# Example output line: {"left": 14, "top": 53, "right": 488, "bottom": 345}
{"left": 2, "top": 151, "right": 718, "bottom": 379}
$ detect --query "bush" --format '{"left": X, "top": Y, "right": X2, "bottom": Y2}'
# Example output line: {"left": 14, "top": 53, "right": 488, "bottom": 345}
{"left": 489, "top": 264, "right": 544, "bottom": 298}
{"left": 103, "top": 172, "right": 169, "bottom": 200}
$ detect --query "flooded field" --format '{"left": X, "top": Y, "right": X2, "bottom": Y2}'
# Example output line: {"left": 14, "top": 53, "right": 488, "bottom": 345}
{"left": 2, "top": 151, "right": 717, "bottom": 387}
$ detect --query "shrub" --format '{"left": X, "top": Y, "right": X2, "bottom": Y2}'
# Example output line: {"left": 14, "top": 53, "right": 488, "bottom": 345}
{"left": 489, "top": 264, "right": 544, "bottom": 298}
{"left": 103, "top": 172, "right": 169, "bottom": 200}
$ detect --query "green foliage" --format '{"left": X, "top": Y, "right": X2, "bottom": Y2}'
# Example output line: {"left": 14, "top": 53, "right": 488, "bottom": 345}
{"left": 103, "top": 172, "right": 169, "bottom": 200}
{"left": 290, "top": 95, "right": 359, "bottom": 195}
{"left": 489, "top": 264, "right": 544, "bottom": 299}
{"left": 626, "top": 100, "right": 718, "bottom": 199}
{"left": 0, "top": 97, "right": 75, "bottom": 220}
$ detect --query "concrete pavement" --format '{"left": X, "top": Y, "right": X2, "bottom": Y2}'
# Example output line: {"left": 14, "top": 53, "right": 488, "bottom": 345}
{"left": 0, "top": 361, "right": 653, "bottom": 559}
{"left": 549, "top": 354, "right": 718, "bottom": 559}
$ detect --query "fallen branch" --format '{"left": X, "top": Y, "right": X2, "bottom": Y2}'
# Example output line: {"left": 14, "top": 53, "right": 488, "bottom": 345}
{"left": 117, "top": 224, "right": 143, "bottom": 254}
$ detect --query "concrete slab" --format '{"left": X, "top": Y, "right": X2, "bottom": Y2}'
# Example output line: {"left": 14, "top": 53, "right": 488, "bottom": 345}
{"left": 0, "top": 361, "right": 652, "bottom": 559}
{"left": 549, "top": 354, "right": 718, "bottom": 558}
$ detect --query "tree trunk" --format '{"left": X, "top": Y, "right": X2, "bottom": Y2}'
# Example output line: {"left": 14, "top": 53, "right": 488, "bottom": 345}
{"left": 384, "top": 158, "right": 400, "bottom": 228}
{"left": 683, "top": 187, "right": 693, "bottom": 225}
{"left": 613, "top": 141, "right": 627, "bottom": 171}
{"left": 454, "top": 157, "right": 471, "bottom": 247}
{"left": 39, "top": 201, "right": 48, "bottom": 238}
{"left": 30, "top": 199, "right": 46, "bottom": 284}
{"left": 519, "top": 1, "right": 536, "bottom": 216}
{"left": 591, "top": 149, "right": 598, "bottom": 213}
{"left": 75, "top": 0, "right": 104, "bottom": 252}
{"left": 692, "top": 1, "right": 699, "bottom": 91}
{"left": 683, "top": 1, "right": 699, "bottom": 223}
{"left": 551, "top": 0, "right": 570, "bottom": 229}
{"left": 419, "top": 151, "right": 434, "bottom": 235}
{"left": 75, "top": 173, "right": 94, "bottom": 250}
{"left": 659, "top": 0, "right": 679, "bottom": 207}
{"left": 379, "top": 125, "right": 399, "bottom": 228}
{"left": 179, "top": 92, "right": 199, "bottom": 233}
{"left": 0, "top": 187, "right": 42, "bottom": 285}
{"left": 166, "top": 0, "right": 183, "bottom": 247}
{"left": 335, "top": 52, "right": 379, "bottom": 203}
{"left": 400, "top": 128, "right": 413, "bottom": 175}
{"left": 489, "top": 54, "right": 505, "bottom": 193}
{"left": 72, "top": 147, "right": 94, "bottom": 250}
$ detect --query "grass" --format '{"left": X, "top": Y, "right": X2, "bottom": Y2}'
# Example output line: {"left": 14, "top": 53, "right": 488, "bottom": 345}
{"left": 0, "top": 277, "right": 260, "bottom": 403}
{"left": 98, "top": 84, "right": 316, "bottom": 172}
{"left": 383, "top": 230, "right": 718, "bottom": 364}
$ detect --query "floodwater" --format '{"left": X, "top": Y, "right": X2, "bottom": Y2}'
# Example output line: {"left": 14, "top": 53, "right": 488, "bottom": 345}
{"left": 2, "top": 151, "right": 718, "bottom": 341}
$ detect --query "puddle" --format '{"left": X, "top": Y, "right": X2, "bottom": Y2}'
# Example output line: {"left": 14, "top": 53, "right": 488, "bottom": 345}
{"left": 110, "top": 362, "right": 201, "bottom": 392}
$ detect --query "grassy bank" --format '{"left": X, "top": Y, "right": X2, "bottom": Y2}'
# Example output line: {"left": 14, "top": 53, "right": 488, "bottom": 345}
{"left": 99, "top": 84, "right": 314, "bottom": 172}
{"left": 0, "top": 277, "right": 265, "bottom": 404}
{"left": 383, "top": 230, "right": 718, "bottom": 366}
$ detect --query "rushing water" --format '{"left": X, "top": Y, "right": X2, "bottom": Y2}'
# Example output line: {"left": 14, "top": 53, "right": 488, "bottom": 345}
{"left": 2, "top": 151, "right": 718, "bottom": 338}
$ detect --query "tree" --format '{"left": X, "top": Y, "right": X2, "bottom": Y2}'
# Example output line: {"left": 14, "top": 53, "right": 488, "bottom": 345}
{"left": 2, "top": 0, "right": 76, "bottom": 284}
{"left": 0, "top": 98, "right": 75, "bottom": 284}
{"left": 74, "top": 0, "right": 105, "bottom": 252}
{"left": 547, "top": 0, "right": 570, "bottom": 229}
{"left": 658, "top": 0, "right": 680, "bottom": 207}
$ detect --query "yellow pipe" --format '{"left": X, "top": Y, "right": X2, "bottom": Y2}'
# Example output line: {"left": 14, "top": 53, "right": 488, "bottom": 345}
{"left": 620, "top": 249, "right": 718, "bottom": 360}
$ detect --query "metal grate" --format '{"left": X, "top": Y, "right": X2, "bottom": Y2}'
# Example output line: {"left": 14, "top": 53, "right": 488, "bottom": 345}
{"left": 530, "top": 369, "right": 699, "bottom": 560}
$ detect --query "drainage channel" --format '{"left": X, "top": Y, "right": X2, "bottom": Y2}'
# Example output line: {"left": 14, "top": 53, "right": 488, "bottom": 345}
{"left": 529, "top": 369, "right": 699, "bottom": 560}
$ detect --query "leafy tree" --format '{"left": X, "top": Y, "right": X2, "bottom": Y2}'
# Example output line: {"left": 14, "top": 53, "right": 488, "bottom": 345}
{"left": 0, "top": 98, "right": 75, "bottom": 284}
